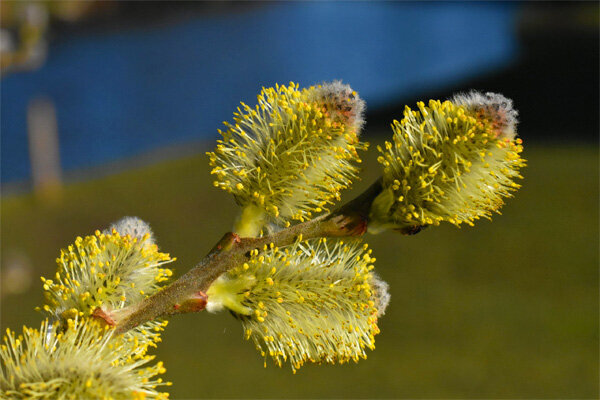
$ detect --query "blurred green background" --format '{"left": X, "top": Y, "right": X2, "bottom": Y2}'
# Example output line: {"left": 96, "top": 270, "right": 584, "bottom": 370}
{"left": 2, "top": 141, "right": 598, "bottom": 398}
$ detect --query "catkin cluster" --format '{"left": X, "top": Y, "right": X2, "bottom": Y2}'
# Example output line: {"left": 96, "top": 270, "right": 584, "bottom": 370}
{"left": 2, "top": 82, "right": 525, "bottom": 396}
{"left": 205, "top": 85, "right": 523, "bottom": 371}
{"left": 1, "top": 217, "right": 173, "bottom": 399}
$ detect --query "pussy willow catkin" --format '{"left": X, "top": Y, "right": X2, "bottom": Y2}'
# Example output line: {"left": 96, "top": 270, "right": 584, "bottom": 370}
{"left": 208, "top": 81, "right": 367, "bottom": 236}
{"left": 370, "top": 92, "right": 525, "bottom": 233}
{"left": 206, "top": 239, "right": 389, "bottom": 372}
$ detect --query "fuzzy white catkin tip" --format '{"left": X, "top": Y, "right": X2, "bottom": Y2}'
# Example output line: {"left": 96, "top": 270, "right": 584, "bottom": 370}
{"left": 308, "top": 80, "right": 366, "bottom": 132}
{"left": 371, "top": 274, "right": 390, "bottom": 317}
{"left": 451, "top": 91, "right": 518, "bottom": 139}
{"left": 105, "top": 216, "right": 155, "bottom": 245}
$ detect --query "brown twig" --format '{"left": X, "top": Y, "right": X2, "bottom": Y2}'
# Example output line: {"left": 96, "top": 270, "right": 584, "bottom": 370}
{"left": 110, "top": 181, "right": 386, "bottom": 334}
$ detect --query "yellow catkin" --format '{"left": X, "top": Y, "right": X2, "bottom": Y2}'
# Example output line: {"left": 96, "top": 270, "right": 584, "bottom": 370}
{"left": 0, "top": 318, "right": 170, "bottom": 399}
{"left": 370, "top": 92, "right": 525, "bottom": 232}
{"left": 206, "top": 239, "right": 389, "bottom": 372}
{"left": 208, "top": 81, "right": 367, "bottom": 230}
{"left": 39, "top": 218, "right": 174, "bottom": 357}
{"left": 41, "top": 225, "right": 173, "bottom": 318}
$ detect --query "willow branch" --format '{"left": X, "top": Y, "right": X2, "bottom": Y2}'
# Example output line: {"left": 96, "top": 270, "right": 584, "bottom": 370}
{"left": 111, "top": 180, "right": 385, "bottom": 334}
